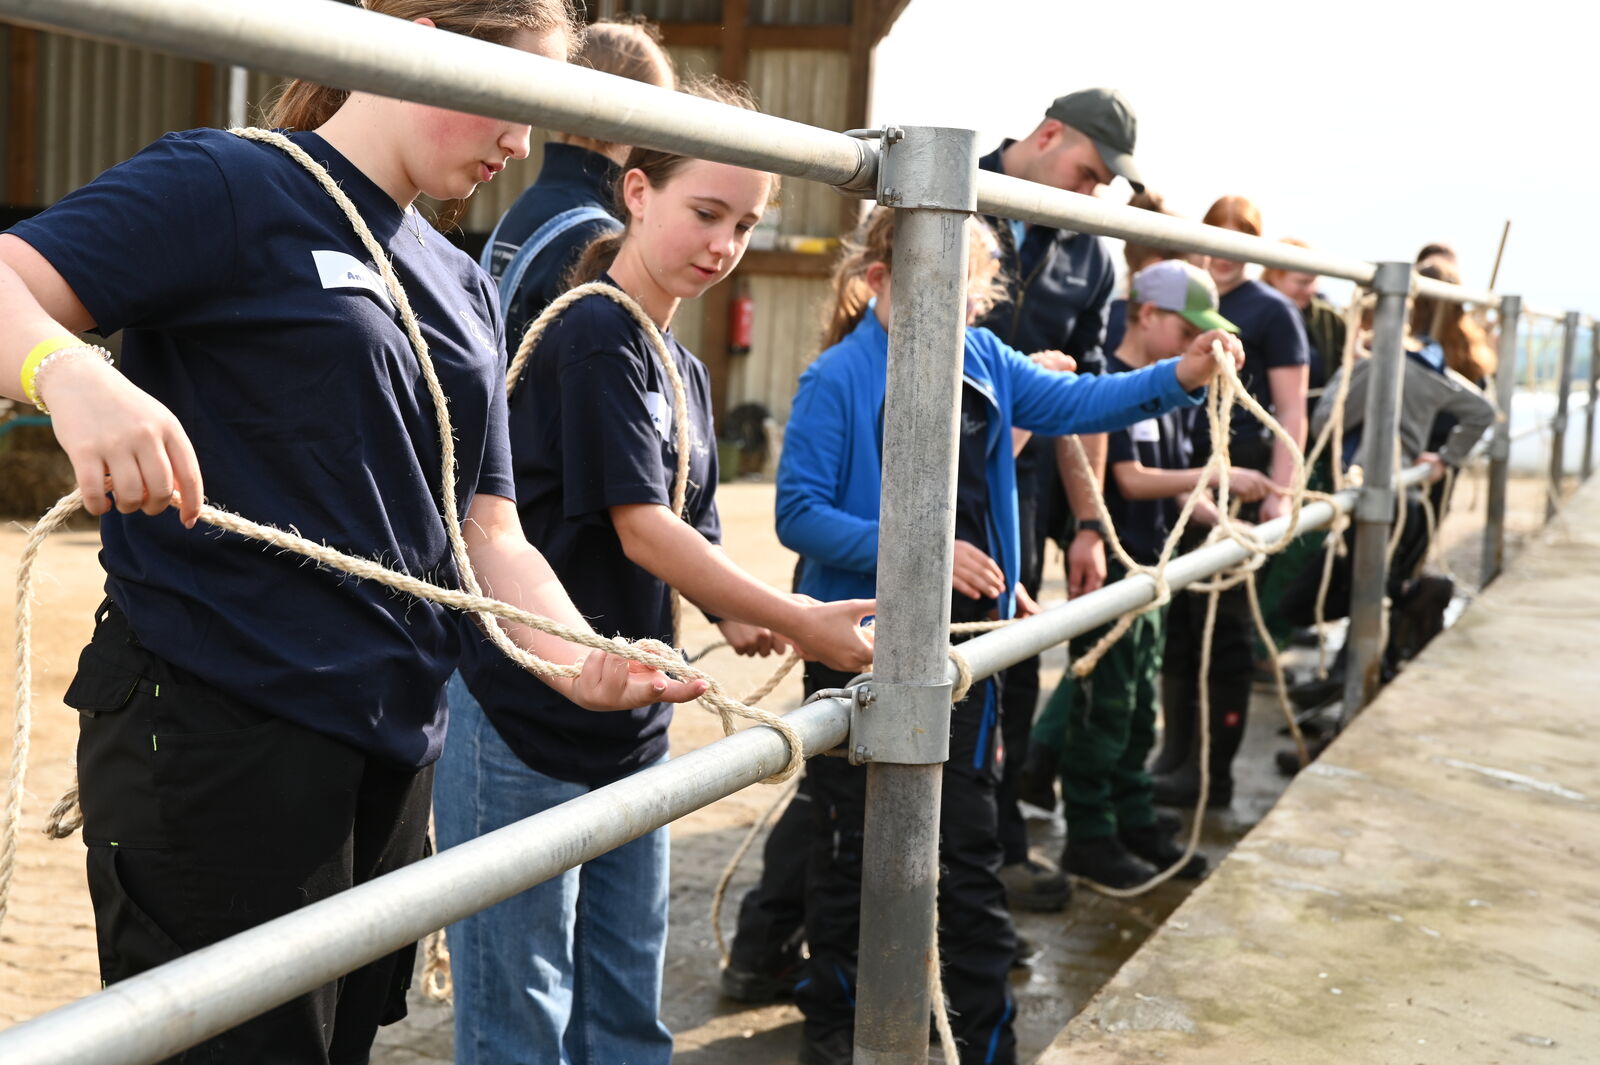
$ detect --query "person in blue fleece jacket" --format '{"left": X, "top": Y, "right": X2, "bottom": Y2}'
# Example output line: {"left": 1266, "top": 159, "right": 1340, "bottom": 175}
{"left": 774, "top": 207, "right": 1242, "bottom": 1065}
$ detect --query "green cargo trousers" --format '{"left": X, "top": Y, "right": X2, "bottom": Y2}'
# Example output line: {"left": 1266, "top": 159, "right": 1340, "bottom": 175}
{"left": 1032, "top": 563, "right": 1166, "bottom": 841}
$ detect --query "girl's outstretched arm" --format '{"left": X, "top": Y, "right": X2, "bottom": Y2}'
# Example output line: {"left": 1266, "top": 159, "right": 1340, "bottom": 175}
{"left": 464, "top": 493, "right": 710, "bottom": 710}
{"left": 610, "top": 502, "right": 876, "bottom": 674}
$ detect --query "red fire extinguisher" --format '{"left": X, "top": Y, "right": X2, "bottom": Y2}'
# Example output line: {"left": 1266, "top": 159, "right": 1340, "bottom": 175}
{"left": 729, "top": 280, "right": 754, "bottom": 355}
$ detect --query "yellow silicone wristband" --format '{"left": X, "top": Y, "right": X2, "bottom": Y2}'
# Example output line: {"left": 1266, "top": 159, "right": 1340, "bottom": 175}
{"left": 20, "top": 335, "right": 85, "bottom": 409}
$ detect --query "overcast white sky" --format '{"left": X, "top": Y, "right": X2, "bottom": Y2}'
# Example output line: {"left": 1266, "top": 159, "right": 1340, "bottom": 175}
{"left": 871, "top": 0, "right": 1598, "bottom": 314}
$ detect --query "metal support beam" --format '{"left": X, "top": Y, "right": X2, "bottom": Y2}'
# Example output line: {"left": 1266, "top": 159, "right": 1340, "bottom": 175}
{"left": 1482, "top": 295, "right": 1522, "bottom": 585}
{"left": 1548, "top": 311, "right": 1580, "bottom": 520}
{"left": 1343, "top": 261, "right": 1413, "bottom": 721}
{"left": 1586, "top": 320, "right": 1599, "bottom": 481}
{"left": 854, "top": 124, "right": 976, "bottom": 1065}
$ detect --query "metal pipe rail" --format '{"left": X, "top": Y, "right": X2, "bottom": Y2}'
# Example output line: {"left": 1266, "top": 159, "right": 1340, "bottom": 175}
{"left": 0, "top": 0, "right": 1496, "bottom": 309}
{"left": 0, "top": 461, "right": 1431, "bottom": 1065}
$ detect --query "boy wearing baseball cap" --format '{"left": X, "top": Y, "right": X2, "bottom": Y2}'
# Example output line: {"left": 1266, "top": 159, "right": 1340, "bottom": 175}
{"left": 1029, "top": 260, "right": 1273, "bottom": 889}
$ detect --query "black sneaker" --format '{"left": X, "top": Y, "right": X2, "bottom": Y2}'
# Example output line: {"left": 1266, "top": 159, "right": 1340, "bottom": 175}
{"left": 998, "top": 857, "right": 1071, "bottom": 912}
{"left": 719, "top": 956, "right": 801, "bottom": 1004}
{"left": 1062, "top": 836, "right": 1159, "bottom": 890}
{"left": 1013, "top": 932, "right": 1042, "bottom": 969}
{"left": 1118, "top": 823, "right": 1208, "bottom": 879}
{"left": 799, "top": 1029, "right": 854, "bottom": 1065}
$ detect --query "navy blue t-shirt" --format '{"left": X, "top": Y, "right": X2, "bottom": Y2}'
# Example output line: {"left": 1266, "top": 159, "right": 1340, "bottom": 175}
{"left": 1103, "top": 353, "right": 1194, "bottom": 565}
{"left": 1103, "top": 297, "right": 1128, "bottom": 360}
{"left": 1193, "top": 278, "right": 1310, "bottom": 465}
{"left": 457, "top": 279, "right": 721, "bottom": 786}
{"left": 9, "top": 129, "right": 515, "bottom": 768}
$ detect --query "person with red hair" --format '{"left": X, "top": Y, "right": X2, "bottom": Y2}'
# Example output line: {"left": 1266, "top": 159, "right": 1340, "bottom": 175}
{"left": 1151, "top": 195, "right": 1310, "bottom": 809}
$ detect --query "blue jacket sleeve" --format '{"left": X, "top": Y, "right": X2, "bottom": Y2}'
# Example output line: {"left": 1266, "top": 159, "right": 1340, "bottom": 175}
{"left": 1002, "top": 339, "right": 1204, "bottom": 436}
{"left": 775, "top": 368, "right": 880, "bottom": 576}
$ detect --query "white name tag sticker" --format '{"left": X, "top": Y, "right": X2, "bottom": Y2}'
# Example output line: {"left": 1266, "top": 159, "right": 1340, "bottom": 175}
{"left": 312, "top": 249, "right": 393, "bottom": 310}
{"left": 1130, "top": 418, "right": 1161, "bottom": 443}
{"left": 645, "top": 390, "right": 671, "bottom": 441}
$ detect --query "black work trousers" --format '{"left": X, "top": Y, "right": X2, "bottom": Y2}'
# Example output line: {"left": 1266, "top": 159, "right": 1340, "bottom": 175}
{"left": 68, "top": 601, "right": 430, "bottom": 1065}
{"left": 795, "top": 663, "right": 1018, "bottom": 1065}
{"left": 996, "top": 493, "right": 1043, "bottom": 865}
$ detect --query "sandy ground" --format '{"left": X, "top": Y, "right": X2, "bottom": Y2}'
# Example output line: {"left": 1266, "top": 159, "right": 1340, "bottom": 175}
{"left": 0, "top": 466, "right": 1560, "bottom": 1061}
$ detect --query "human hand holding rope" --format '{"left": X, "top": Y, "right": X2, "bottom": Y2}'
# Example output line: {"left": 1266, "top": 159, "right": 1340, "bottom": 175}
{"left": 1173, "top": 327, "right": 1246, "bottom": 391}
{"left": 34, "top": 351, "right": 205, "bottom": 528}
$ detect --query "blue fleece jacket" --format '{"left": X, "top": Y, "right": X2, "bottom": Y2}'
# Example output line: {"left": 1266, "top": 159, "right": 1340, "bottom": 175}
{"left": 776, "top": 309, "right": 1204, "bottom": 617}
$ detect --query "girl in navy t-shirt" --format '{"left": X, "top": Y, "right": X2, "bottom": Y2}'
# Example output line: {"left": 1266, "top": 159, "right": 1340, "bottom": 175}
{"left": 0, "top": 4, "right": 706, "bottom": 1061}
{"left": 438, "top": 81, "right": 876, "bottom": 1065}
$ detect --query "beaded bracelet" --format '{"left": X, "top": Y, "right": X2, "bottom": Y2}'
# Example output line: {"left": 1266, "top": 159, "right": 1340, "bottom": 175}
{"left": 23, "top": 342, "right": 115, "bottom": 415}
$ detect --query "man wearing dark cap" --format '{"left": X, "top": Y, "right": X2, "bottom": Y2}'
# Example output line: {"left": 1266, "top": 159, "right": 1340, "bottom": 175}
{"left": 975, "top": 87, "right": 1143, "bottom": 915}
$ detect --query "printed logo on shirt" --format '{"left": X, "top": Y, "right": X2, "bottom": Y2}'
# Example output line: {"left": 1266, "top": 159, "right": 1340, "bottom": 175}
{"left": 457, "top": 308, "right": 495, "bottom": 354}
{"left": 312, "top": 250, "right": 393, "bottom": 310}
{"left": 961, "top": 412, "right": 986, "bottom": 437}
{"left": 1130, "top": 418, "right": 1161, "bottom": 443}
{"left": 645, "top": 390, "right": 672, "bottom": 441}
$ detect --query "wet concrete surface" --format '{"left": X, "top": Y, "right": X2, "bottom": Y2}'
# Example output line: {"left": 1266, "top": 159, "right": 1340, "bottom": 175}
{"left": 1039, "top": 477, "right": 1600, "bottom": 1063}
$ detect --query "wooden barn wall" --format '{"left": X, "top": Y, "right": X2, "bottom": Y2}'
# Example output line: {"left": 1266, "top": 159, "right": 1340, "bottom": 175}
{"left": 727, "top": 276, "right": 829, "bottom": 422}
{"left": 24, "top": 33, "right": 200, "bottom": 206}
{"left": 747, "top": 48, "right": 848, "bottom": 239}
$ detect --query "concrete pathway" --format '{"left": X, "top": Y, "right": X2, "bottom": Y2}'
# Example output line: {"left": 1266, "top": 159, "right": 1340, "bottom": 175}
{"left": 1041, "top": 479, "right": 1600, "bottom": 1063}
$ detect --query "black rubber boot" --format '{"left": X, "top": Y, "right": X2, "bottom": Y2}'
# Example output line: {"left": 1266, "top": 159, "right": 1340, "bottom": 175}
{"left": 1119, "top": 823, "right": 1208, "bottom": 879}
{"left": 1062, "top": 836, "right": 1159, "bottom": 890}
{"left": 1149, "top": 673, "right": 1197, "bottom": 777}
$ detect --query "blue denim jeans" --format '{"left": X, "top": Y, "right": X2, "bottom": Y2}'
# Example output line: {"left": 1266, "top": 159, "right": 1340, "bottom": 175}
{"left": 435, "top": 672, "right": 673, "bottom": 1065}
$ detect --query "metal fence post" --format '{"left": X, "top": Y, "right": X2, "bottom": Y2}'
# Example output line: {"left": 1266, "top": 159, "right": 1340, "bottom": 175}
{"left": 1547, "top": 311, "right": 1580, "bottom": 520}
{"left": 852, "top": 125, "right": 976, "bottom": 1065}
{"left": 1342, "top": 262, "right": 1413, "bottom": 721}
{"left": 1583, "top": 318, "right": 1597, "bottom": 481}
{"left": 1481, "top": 295, "right": 1522, "bottom": 585}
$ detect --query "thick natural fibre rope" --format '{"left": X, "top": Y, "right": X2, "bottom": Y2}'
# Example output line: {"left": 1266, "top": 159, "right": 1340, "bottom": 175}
{"left": 1, "top": 128, "right": 808, "bottom": 936}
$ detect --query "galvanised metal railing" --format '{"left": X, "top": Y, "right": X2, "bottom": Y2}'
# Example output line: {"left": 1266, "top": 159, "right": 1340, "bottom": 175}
{"left": 0, "top": 1, "right": 1588, "bottom": 1062}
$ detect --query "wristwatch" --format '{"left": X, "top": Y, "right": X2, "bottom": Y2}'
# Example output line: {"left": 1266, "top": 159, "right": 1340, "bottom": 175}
{"left": 1076, "top": 519, "right": 1106, "bottom": 538}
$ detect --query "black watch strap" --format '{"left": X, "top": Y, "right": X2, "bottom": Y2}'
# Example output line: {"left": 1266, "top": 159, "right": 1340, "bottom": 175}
{"left": 1077, "top": 519, "right": 1106, "bottom": 537}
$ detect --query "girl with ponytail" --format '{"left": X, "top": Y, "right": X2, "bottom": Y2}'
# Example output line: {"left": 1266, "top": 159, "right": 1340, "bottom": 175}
{"left": 436, "top": 79, "right": 876, "bottom": 1065}
{"left": 773, "top": 206, "right": 1244, "bottom": 1065}
{"left": 0, "top": 4, "right": 714, "bottom": 1061}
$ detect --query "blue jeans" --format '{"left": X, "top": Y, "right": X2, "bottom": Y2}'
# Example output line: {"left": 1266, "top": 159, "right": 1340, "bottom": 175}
{"left": 435, "top": 672, "right": 673, "bottom": 1065}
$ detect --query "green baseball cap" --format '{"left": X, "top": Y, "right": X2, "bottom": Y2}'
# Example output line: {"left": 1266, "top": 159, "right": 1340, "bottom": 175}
{"left": 1045, "top": 88, "right": 1144, "bottom": 193}
{"left": 1131, "top": 260, "right": 1238, "bottom": 333}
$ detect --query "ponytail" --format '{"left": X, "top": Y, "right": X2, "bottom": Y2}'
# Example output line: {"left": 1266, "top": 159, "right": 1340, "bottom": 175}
{"left": 821, "top": 207, "right": 895, "bottom": 349}
{"left": 265, "top": 81, "right": 348, "bottom": 132}
{"left": 566, "top": 228, "right": 627, "bottom": 288}
{"left": 819, "top": 208, "right": 1003, "bottom": 350}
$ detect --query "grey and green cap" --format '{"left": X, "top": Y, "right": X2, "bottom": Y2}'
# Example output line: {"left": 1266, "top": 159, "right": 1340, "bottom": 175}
{"left": 1046, "top": 87, "right": 1144, "bottom": 193}
{"left": 1131, "top": 260, "right": 1238, "bottom": 333}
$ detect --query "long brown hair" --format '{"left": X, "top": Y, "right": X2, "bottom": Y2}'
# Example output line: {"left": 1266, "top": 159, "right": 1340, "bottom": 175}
{"left": 819, "top": 206, "right": 1005, "bottom": 350}
{"left": 567, "top": 76, "right": 774, "bottom": 287}
{"left": 266, "top": 0, "right": 583, "bottom": 131}
{"left": 1411, "top": 258, "right": 1496, "bottom": 381}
